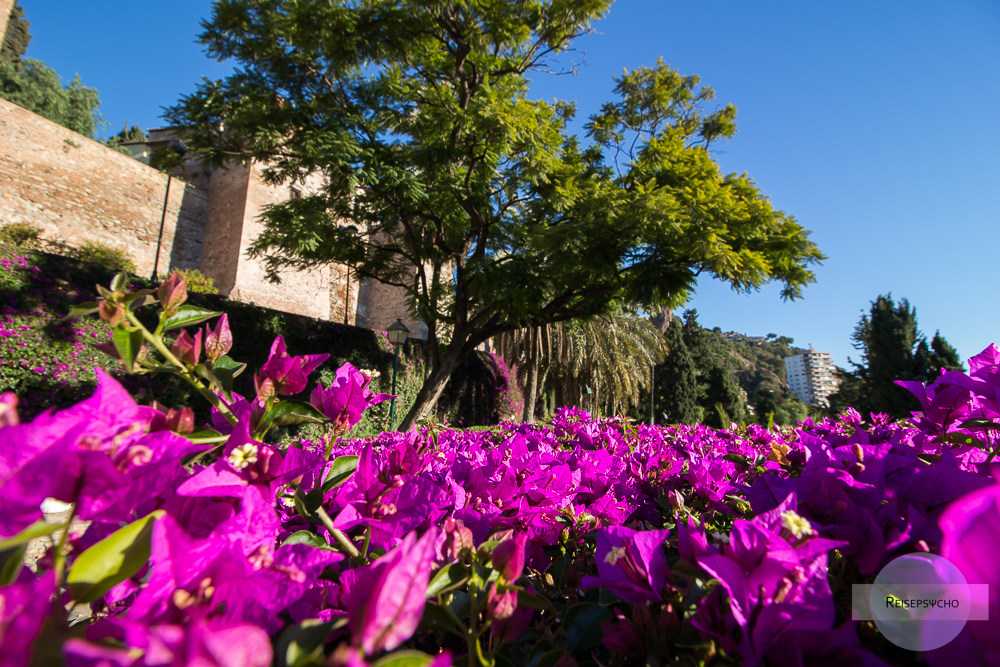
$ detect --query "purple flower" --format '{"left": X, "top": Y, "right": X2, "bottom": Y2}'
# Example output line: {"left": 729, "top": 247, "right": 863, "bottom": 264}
{"left": 928, "top": 480, "right": 1000, "bottom": 662}
{"left": 309, "top": 363, "right": 392, "bottom": 432}
{"left": 342, "top": 527, "right": 439, "bottom": 655}
{"left": 254, "top": 335, "right": 329, "bottom": 400}
{"left": 581, "top": 526, "right": 671, "bottom": 604}
{"left": 0, "top": 571, "right": 56, "bottom": 667}
{"left": 64, "top": 619, "right": 273, "bottom": 667}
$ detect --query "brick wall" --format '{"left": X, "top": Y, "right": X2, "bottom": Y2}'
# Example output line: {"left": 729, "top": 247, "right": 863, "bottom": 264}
{"left": 0, "top": 95, "right": 424, "bottom": 329}
{"left": 0, "top": 98, "right": 208, "bottom": 276}
{"left": 0, "top": 0, "right": 14, "bottom": 44}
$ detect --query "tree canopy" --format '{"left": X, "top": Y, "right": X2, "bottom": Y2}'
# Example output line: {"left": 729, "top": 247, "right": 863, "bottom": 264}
{"left": 168, "top": 0, "right": 824, "bottom": 428}
{"left": 830, "top": 294, "right": 964, "bottom": 419}
{"left": 0, "top": 2, "right": 103, "bottom": 138}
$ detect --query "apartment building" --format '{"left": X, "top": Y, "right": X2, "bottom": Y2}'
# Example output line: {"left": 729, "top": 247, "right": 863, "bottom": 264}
{"left": 784, "top": 349, "right": 840, "bottom": 407}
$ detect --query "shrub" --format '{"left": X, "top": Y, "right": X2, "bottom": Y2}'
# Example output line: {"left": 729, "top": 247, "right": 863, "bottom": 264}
{"left": 72, "top": 240, "right": 136, "bottom": 273}
{"left": 158, "top": 267, "right": 218, "bottom": 294}
{"left": 0, "top": 221, "right": 42, "bottom": 248}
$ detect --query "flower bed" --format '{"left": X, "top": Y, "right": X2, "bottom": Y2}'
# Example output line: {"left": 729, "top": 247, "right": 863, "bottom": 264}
{"left": 2, "top": 273, "right": 1000, "bottom": 665}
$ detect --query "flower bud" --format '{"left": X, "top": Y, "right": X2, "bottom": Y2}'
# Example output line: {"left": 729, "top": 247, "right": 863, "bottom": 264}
{"left": 441, "top": 518, "right": 474, "bottom": 561}
{"left": 487, "top": 583, "right": 518, "bottom": 621}
{"left": 164, "top": 406, "right": 195, "bottom": 434}
{"left": 156, "top": 271, "right": 188, "bottom": 314}
{"left": 170, "top": 329, "right": 202, "bottom": 366}
{"left": 98, "top": 300, "right": 125, "bottom": 327}
{"left": 0, "top": 393, "right": 19, "bottom": 426}
{"left": 492, "top": 533, "right": 528, "bottom": 583}
{"left": 204, "top": 313, "right": 232, "bottom": 364}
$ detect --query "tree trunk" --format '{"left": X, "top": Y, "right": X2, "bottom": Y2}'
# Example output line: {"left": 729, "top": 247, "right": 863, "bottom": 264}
{"left": 521, "top": 356, "right": 539, "bottom": 423}
{"left": 397, "top": 340, "right": 468, "bottom": 431}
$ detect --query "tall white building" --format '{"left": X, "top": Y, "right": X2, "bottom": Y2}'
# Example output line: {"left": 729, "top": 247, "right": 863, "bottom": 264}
{"left": 784, "top": 350, "right": 840, "bottom": 407}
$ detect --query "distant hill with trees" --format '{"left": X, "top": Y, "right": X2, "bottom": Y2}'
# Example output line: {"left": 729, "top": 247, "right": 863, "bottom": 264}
{"left": 648, "top": 310, "right": 810, "bottom": 427}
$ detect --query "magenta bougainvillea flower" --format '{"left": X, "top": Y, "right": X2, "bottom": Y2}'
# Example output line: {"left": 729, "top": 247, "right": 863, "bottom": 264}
{"left": 310, "top": 363, "right": 392, "bottom": 431}
{"left": 342, "top": 527, "right": 439, "bottom": 655}
{"left": 0, "top": 571, "right": 55, "bottom": 667}
{"left": 581, "top": 526, "right": 671, "bottom": 604}
{"left": 254, "top": 335, "right": 329, "bottom": 400}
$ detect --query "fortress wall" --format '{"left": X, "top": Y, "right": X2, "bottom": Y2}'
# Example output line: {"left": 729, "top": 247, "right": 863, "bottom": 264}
{"left": 0, "top": 98, "right": 208, "bottom": 276}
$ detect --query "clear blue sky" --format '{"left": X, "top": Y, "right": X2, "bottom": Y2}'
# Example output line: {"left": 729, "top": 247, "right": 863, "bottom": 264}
{"left": 18, "top": 1, "right": 1000, "bottom": 370}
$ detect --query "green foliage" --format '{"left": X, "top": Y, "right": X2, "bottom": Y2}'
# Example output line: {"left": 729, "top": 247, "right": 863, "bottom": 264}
{"left": 71, "top": 241, "right": 136, "bottom": 274}
{"left": 103, "top": 123, "right": 147, "bottom": 155}
{"left": 830, "top": 294, "right": 963, "bottom": 418}
{"left": 1, "top": 2, "right": 30, "bottom": 72}
{"left": 0, "top": 59, "right": 103, "bottom": 138}
{"left": 915, "top": 331, "right": 964, "bottom": 384}
{"left": 0, "top": 3, "right": 104, "bottom": 138}
{"left": 702, "top": 366, "right": 746, "bottom": 428}
{"left": 651, "top": 317, "right": 701, "bottom": 425}
{"left": 0, "top": 221, "right": 41, "bottom": 247}
{"left": 159, "top": 268, "right": 218, "bottom": 295}
{"left": 167, "top": 0, "right": 824, "bottom": 429}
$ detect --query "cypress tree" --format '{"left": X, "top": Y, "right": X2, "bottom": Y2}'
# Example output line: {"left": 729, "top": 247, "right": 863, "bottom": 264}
{"left": 654, "top": 318, "right": 701, "bottom": 425}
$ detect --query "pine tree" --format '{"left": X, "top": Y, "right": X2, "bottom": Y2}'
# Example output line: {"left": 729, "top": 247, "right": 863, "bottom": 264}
{"left": 702, "top": 366, "right": 746, "bottom": 428}
{"left": 915, "top": 331, "right": 964, "bottom": 383}
{"left": 654, "top": 318, "right": 701, "bottom": 425}
{"left": 833, "top": 294, "right": 962, "bottom": 418}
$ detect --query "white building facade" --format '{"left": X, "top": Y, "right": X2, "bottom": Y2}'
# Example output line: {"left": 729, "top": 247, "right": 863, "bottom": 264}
{"left": 784, "top": 350, "right": 840, "bottom": 407}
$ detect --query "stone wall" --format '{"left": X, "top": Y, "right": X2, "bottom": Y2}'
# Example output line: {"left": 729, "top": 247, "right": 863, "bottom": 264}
{"left": 0, "top": 98, "right": 208, "bottom": 276}
{"left": 0, "top": 93, "right": 421, "bottom": 335}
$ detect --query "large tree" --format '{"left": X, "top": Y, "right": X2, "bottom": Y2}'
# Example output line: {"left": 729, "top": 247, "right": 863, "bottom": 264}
{"left": 168, "top": 0, "right": 824, "bottom": 429}
{"left": 831, "top": 294, "right": 963, "bottom": 418}
{"left": 0, "top": 2, "right": 103, "bottom": 138}
{"left": 653, "top": 317, "right": 701, "bottom": 425}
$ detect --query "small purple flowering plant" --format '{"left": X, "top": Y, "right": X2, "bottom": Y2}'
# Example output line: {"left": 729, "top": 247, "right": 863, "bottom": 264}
{"left": 5, "top": 272, "right": 1000, "bottom": 664}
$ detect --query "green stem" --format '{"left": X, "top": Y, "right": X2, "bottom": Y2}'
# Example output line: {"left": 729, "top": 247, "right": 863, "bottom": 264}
{"left": 315, "top": 506, "right": 361, "bottom": 559}
{"left": 52, "top": 504, "right": 77, "bottom": 587}
{"left": 124, "top": 310, "right": 237, "bottom": 425}
{"left": 361, "top": 525, "right": 372, "bottom": 562}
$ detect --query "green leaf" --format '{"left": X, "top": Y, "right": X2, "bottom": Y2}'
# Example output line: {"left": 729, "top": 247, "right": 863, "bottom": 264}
{"left": 517, "top": 588, "right": 555, "bottom": 613}
{"left": 322, "top": 455, "right": 359, "bottom": 493}
{"left": 957, "top": 418, "right": 1000, "bottom": 431}
{"left": 294, "top": 487, "right": 325, "bottom": 520}
{"left": 934, "top": 432, "right": 987, "bottom": 448}
{"left": 213, "top": 355, "right": 247, "bottom": 378}
{"left": 0, "top": 519, "right": 66, "bottom": 551}
{"left": 259, "top": 400, "right": 329, "bottom": 434}
{"left": 0, "top": 544, "right": 26, "bottom": 585}
{"left": 373, "top": 651, "right": 440, "bottom": 667}
{"left": 112, "top": 325, "right": 143, "bottom": 371}
{"left": 185, "top": 428, "right": 223, "bottom": 441}
{"left": 162, "top": 305, "right": 222, "bottom": 331}
{"left": 67, "top": 511, "right": 163, "bottom": 603}
{"left": 110, "top": 271, "right": 128, "bottom": 292}
{"left": 61, "top": 301, "right": 99, "bottom": 321}
{"left": 276, "top": 619, "right": 335, "bottom": 667}
{"left": 282, "top": 531, "right": 333, "bottom": 549}
{"left": 563, "top": 603, "right": 611, "bottom": 654}
{"left": 425, "top": 562, "right": 469, "bottom": 598}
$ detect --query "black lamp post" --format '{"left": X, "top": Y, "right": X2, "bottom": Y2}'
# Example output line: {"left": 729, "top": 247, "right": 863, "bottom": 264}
{"left": 386, "top": 318, "right": 410, "bottom": 428}
{"left": 151, "top": 140, "right": 186, "bottom": 282}
{"left": 342, "top": 225, "right": 358, "bottom": 325}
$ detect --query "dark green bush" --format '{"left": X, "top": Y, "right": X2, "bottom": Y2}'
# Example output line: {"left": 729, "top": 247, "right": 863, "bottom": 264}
{"left": 0, "top": 222, "right": 42, "bottom": 248}
{"left": 158, "top": 268, "right": 218, "bottom": 295}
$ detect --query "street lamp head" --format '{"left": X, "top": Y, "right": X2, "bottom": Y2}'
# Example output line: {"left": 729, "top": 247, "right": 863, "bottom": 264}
{"left": 387, "top": 318, "right": 410, "bottom": 346}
